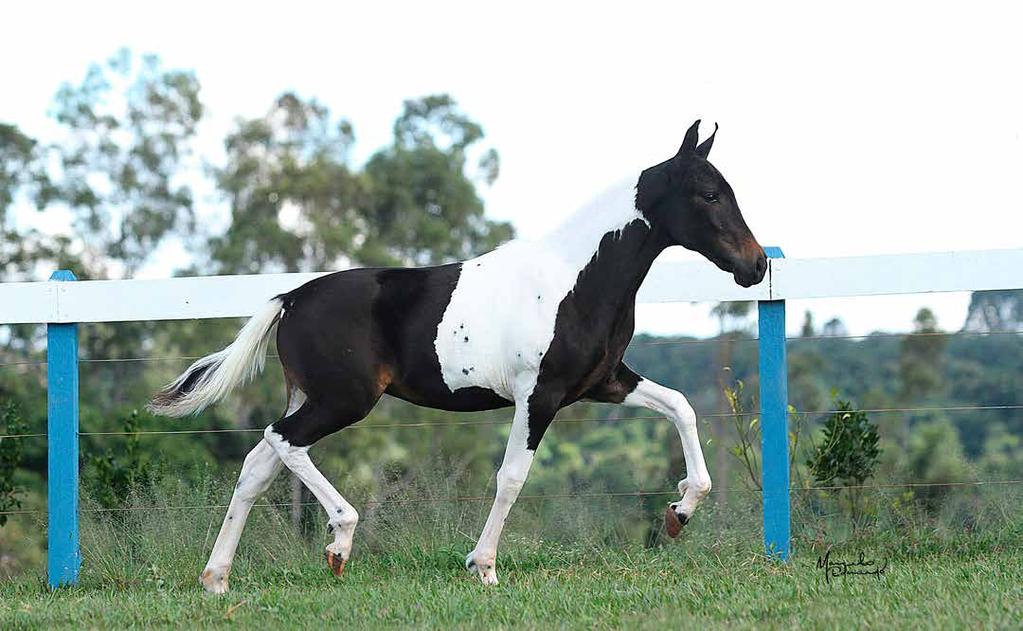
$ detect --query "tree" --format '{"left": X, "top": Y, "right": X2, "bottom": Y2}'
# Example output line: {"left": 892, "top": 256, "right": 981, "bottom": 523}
{"left": 362, "top": 94, "right": 511, "bottom": 266}
{"left": 209, "top": 93, "right": 364, "bottom": 274}
{"left": 821, "top": 317, "right": 848, "bottom": 338}
{"left": 800, "top": 310, "right": 815, "bottom": 337}
{"left": 0, "top": 123, "right": 60, "bottom": 281}
{"left": 210, "top": 93, "right": 513, "bottom": 273}
{"left": 49, "top": 49, "right": 203, "bottom": 277}
{"left": 0, "top": 124, "right": 50, "bottom": 225}
{"left": 898, "top": 308, "right": 947, "bottom": 403}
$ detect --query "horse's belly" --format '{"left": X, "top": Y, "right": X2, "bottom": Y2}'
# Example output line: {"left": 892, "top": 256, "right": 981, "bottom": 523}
{"left": 434, "top": 244, "right": 577, "bottom": 400}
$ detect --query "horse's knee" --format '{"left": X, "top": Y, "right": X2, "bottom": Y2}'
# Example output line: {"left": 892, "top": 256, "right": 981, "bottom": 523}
{"left": 497, "top": 466, "right": 528, "bottom": 494}
{"left": 233, "top": 441, "right": 280, "bottom": 501}
{"left": 233, "top": 475, "right": 261, "bottom": 502}
{"left": 665, "top": 391, "right": 697, "bottom": 429}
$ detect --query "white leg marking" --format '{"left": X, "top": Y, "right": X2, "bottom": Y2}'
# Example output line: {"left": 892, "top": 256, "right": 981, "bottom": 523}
{"left": 624, "top": 380, "right": 712, "bottom": 520}
{"left": 467, "top": 399, "right": 536, "bottom": 585}
{"left": 201, "top": 439, "right": 283, "bottom": 594}
{"left": 263, "top": 426, "right": 359, "bottom": 570}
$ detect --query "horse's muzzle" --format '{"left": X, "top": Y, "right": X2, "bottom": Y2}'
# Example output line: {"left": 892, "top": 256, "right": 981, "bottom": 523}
{"left": 734, "top": 249, "right": 767, "bottom": 288}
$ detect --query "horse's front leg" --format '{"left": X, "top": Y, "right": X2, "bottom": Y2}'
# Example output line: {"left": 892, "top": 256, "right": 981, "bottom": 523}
{"left": 623, "top": 377, "right": 712, "bottom": 534}
{"left": 467, "top": 387, "right": 558, "bottom": 585}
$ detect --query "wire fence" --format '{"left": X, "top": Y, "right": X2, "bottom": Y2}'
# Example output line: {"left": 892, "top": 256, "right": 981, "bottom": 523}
{"left": 1, "top": 328, "right": 1020, "bottom": 369}
{"left": 3, "top": 478, "right": 1022, "bottom": 518}
{"left": 1, "top": 404, "right": 1021, "bottom": 441}
{"left": 0, "top": 329, "right": 1019, "bottom": 530}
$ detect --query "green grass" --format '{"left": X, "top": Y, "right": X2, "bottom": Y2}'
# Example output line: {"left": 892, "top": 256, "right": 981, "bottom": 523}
{"left": 3, "top": 479, "right": 1023, "bottom": 629}
{"left": 3, "top": 531, "right": 1022, "bottom": 628}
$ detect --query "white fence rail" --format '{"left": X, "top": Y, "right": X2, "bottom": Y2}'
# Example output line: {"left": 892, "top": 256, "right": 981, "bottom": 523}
{"left": 2, "top": 248, "right": 1022, "bottom": 324}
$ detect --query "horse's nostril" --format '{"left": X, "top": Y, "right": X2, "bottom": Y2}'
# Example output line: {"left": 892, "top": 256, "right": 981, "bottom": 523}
{"left": 755, "top": 256, "right": 767, "bottom": 276}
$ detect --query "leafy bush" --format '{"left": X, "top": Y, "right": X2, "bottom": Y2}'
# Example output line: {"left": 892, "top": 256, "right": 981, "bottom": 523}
{"left": 85, "top": 409, "right": 153, "bottom": 511}
{"left": 807, "top": 397, "right": 881, "bottom": 529}
{"left": 906, "top": 418, "right": 971, "bottom": 512}
{"left": 0, "top": 401, "right": 27, "bottom": 526}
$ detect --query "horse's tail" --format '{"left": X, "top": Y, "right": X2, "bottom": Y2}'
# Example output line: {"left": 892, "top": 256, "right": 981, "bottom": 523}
{"left": 147, "top": 298, "right": 285, "bottom": 418}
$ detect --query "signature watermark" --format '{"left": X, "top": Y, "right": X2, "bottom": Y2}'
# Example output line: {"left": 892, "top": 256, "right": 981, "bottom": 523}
{"left": 816, "top": 550, "right": 889, "bottom": 584}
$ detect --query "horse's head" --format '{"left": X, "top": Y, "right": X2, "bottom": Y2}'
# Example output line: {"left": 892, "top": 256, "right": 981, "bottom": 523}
{"left": 636, "top": 120, "right": 766, "bottom": 288}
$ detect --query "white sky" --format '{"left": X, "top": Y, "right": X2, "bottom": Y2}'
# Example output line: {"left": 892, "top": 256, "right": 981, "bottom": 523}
{"left": 3, "top": 1, "right": 1022, "bottom": 337}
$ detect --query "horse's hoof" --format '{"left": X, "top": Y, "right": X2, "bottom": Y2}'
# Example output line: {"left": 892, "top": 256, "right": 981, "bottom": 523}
{"left": 466, "top": 552, "right": 499, "bottom": 585}
{"left": 325, "top": 550, "right": 348, "bottom": 577}
{"left": 664, "top": 504, "right": 689, "bottom": 538}
{"left": 200, "top": 567, "right": 230, "bottom": 594}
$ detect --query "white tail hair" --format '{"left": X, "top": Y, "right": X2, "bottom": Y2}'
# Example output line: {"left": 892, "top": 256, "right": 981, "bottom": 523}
{"left": 147, "top": 298, "right": 284, "bottom": 417}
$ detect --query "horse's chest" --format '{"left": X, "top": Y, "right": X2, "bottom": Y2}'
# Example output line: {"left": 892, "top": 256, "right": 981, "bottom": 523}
{"left": 433, "top": 244, "right": 580, "bottom": 399}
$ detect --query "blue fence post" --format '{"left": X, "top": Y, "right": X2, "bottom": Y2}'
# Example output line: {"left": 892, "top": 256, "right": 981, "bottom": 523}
{"left": 758, "top": 247, "right": 789, "bottom": 561}
{"left": 47, "top": 269, "right": 80, "bottom": 588}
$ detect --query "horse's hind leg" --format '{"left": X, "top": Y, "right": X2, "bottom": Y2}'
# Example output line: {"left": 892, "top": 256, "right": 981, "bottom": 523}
{"left": 201, "top": 439, "right": 284, "bottom": 594}
{"left": 263, "top": 397, "right": 376, "bottom": 577}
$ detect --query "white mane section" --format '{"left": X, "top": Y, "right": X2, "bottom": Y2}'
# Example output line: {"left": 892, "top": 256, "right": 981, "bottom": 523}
{"left": 434, "top": 172, "right": 646, "bottom": 399}
{"left": 540, "top": 172, "right": 648, "bottom": 269}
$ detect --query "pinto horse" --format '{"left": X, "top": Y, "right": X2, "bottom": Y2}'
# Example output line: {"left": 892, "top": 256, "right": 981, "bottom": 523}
{"left": 149, "top": 120, "right": 766, "bottom": 592}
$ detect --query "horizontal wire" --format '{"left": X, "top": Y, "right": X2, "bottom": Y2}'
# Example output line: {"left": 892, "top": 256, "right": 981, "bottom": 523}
{"left": 634, "top": 329, "right": 1021, "bottom": 347}
{"left": 4, "top": 478, "right": 1022, "bottom": 517}
{"left": 0, "top": 354, "right": 285, "bottom": 368}
{"left": 80, "top": 427, "right": 264, "bottom": 437}
{"left": 0, "top": 359, "right": 46, "bottom": 368}
{"left": 799, "top": 403, "right": 1023, "bottom": 417}
{"left": 3, "top": 404, "right": 1021, "bottom": 440}
{"left": 794, "top": 479, "right": 1023, "bottom": 492}
{"left": 2, "top": 329, "right": 1019, "bottom": 369}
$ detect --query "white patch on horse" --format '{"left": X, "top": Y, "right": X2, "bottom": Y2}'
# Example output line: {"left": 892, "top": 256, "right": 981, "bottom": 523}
{"left": 434, "top": 174, "right": 646, "bottom": 398}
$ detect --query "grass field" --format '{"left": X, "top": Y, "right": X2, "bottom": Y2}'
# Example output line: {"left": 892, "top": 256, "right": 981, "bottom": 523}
{"left": 2, "top": 482, "right": 1022, "bottom": 629}
{"left": 2, "top": 535, "right": 1022, "bottom": 628}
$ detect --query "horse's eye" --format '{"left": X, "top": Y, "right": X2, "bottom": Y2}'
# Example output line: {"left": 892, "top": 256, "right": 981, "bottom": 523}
{"left": 702, "top": 192, "right": 719, "bottom": 203}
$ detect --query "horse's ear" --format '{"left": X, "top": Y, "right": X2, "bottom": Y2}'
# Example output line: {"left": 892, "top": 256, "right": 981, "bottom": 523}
{"left": 636, "top": 165, "right": 671, "bottom": 212}
{"left": 695, "top": 122, "right": 718, "bottom": 159}
{"left": 678, "top": 120, "right": 701, "bottom": 155}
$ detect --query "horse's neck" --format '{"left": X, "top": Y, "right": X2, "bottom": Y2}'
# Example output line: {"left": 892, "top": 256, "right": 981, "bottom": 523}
{"left": 540, "top": 176, "right": 667, "bottom": 311}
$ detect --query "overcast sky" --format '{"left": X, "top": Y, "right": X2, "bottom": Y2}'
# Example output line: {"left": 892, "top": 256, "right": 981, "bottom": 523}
{"left": 4, "top": 2, "right": 1021, "bottom": 337}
